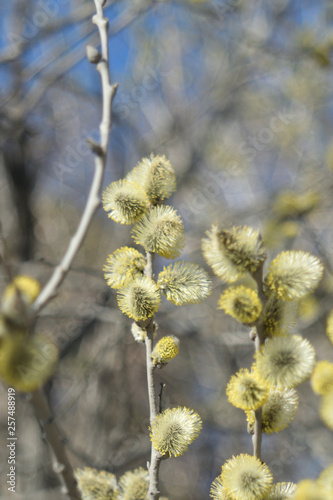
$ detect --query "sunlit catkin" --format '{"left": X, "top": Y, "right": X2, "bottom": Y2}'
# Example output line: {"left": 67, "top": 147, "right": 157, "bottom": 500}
{"left": 150, "top": 407, "right": 202, "bottom": 457}
{"left": 158, "top": 261, "right": 212, "bottom": 305}
{"left": 265, "top": 251, "right": 323, "bottom": 301}
{"left": 132, "top": 205, "right": 185, "bottom": 259}
{"left": 202, "top": 224, "right": 266, "bottom": 283}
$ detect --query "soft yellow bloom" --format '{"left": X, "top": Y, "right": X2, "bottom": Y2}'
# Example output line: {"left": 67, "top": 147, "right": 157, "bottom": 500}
{"left": 265, "top": 251, "right": 323, "bottom": 301}
{"left": 318, "top": 464, "right": 333, "bottom": 496}
{"left": 263, "top": 296, "right": 297, "bottom": 338}
{"left": 320, "top": 390, "right": 333, "bottom": 430}
{"left": 1, "top": 275, "right": 41, "bottom": 327}
{"left": 218, "top": 286, "right": 262, "bottom": 324}
{"left": 75, "top": 467, "right": 118, "bottom": 500}
{"left": 265, "top": 482, "right": 296, "bottom": 499}
{"left": 151, "top": 335, "right": 180, "bottom": 366}
{"left": 150, "top": 407, "right": 202, "bottom": 457}
{"left": 118, "top": 467, "right": 149, "bottom": 500}
{"left": 246, "top": 387, "right": 298, "bottom": 435}
{"left": 221, "top": 454, "right": 272, "bottom": 500}
{"left": 210, "top": 475, "right": 233, "bottom": 500}
{"left": 104, "top": 247, "right": 146, "bottom": 289}
{"left": 255, "top": 335, "right": 316, "bottom": 389}
{"left": 311, "top": 360, "right": 333, "bottom": 395}
{"left": 102, "top": 179, "right": 149, "bottom": 224}
{"left": 226, "top": 369, "right": 269, "bottom": 411}
{"left": 326, "top": 309, "right": 333, "bottom": 345}
{"left": 117, "top": 276, "right": 160, "bottom": 322}
{"left": 126, "top": 154, "right": 176, "bottom": 204}
{"left": 157, "top": 261, "right": 212, "bottom": 305}
{"left": 202, "top": 224, "right": 266, "bottom": 283}
{"left": 0, "top": 333, "right": 58, "bottom": 392}
{"left": 4, "top": 275, "right": 40, "bottom": 304}
{"left": 273, "top": 190, "right": 319, "bottom": 218}
{"left": 298, "top": 295, "right": 320, "bottom": 323}
{"left": 293, "top": 479, "right": 327, "bottom": 500}
{"left": 132, "top": 205, "right": 185, "bottom": 259}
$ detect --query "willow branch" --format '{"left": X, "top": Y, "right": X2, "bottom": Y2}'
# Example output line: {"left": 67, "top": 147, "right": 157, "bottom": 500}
{"left": 251, "top": 260, "right": 267, "bottom": 460}
{"left": 29, "top": 389, "right": 81, "bottom": 500}
{"left": 33, "top": 0, "right": 117, "bottom": 313}
{"left": 143, "top": 250, "right": 163, "bottom": 500}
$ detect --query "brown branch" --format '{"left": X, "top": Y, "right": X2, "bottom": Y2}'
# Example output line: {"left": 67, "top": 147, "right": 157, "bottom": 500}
{"left": 29, "top": 389, "right": 81, "bottom": 500}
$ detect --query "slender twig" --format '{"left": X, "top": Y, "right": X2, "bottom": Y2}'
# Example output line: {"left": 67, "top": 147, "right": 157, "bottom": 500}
{"left": 1, "top": 1, "right": 151, "bottom": 115}
{"left": 29, "top": 390, "right": 82, "bottom": 500}
{"left": 251, "top": 260, "right": 267, "bottom": 460}
{"left": 33, "top": 0, "right": 117, "bottom": 313}
{"left": 143, "top": 250, "right": 163, "bottom": 500}
{"left": 158, "top": 383, "right": 166, "bottom": 413}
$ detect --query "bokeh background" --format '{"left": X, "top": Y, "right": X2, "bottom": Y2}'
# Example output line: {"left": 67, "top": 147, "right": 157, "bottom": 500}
{"left": 1, "top": 0, "right": 333, "bottom": 498}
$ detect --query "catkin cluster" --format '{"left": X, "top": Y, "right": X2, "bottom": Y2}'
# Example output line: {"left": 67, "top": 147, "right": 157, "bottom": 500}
{"left": 103, "top": 153, "right": 212, "bottom": 332}
{"left": 78, "top": 153, "right": 212, "bottom": 497}
{"left": 202, "top": 223, "right": 329, "bottom": 499}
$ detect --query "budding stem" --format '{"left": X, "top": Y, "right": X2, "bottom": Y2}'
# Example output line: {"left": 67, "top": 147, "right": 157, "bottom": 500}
{"left": 252, "top": 260, "right": 267, "bottom": 460}
{"left": 144, "top": 250, "right": 162, "bottom": 500}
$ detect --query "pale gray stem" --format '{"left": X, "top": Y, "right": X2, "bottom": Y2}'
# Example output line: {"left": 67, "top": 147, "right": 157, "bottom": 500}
{"left": 251, "top": 261, "right": 267, "bottom": 460}
{"left": 33, "top": 0, "right": 117, "bottom": 313}
{"left": 29, "top": 390, "right": 81, "bottom": 500}
{"left": 144, "top": 250, "right": 163, "bottom": 500}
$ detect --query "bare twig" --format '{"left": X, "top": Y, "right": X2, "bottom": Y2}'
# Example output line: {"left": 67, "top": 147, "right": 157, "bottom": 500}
{"left": 1, "top": 1, "right": 151, "bottom": 115}
{"left": 251, "top": 260, "right": 267, "bottom": 460}
{"left": 33, "top": 0, "right": 117, "bottom": 313}
{"left": 29, "top": 390, "right": 81, "bottom": 500}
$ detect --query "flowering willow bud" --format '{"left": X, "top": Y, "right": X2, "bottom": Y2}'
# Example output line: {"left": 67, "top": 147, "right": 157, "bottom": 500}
{"left": 266, "top": 483, "right": 297, "bottom": 499}
{"left": 262, "top": 295, "right": 297, "bottom": 339}
{"left": 117, "top": 276, "right": 160, "bottom": 321}
{"left": 102, "top": 179, "right": 149, "bottom": 224}
{"left": 318, "top": 464, "right": 333, "bottom": 495}
{"left": 117, "top": 467, "right": 148, "bottom": 500}
{"left": 158, "top": 261, "right": 212, "bottom": 305}
{"left": 273, "top": 190, "right": 319, "bottom": 218}
{"left": 226, "top": 369, "right": 269, "bottom": 411}
{"left": 246, "top": 387, "right": 298, "bottom": 435}
{"left": 202, "top": 224, "right": 266, "bottom": 283}
{"left": 0, "top": 333, "right": 58, "bottom": 392}
{"left": 132, "top": 205, "right": 185, "bottom": 259}
{"left": 255, "top": 335, "right": 316, "bottom": 389}
{"left": 104, "top": 247, "right": 146, "bottom": 289}
{"left": 221, "top": 454, "right": 273, "bottom": 500}
{"left": 326, "top": 309, "right": 333, "bottom": 346}
{"left": 1, "top": 275, "right": 40, "bottom": 327}
{"left": 150, "top": 407, "right": 202, "bottom": 457}
{"left": 293, "top": 480, "right": 327, "bottom": 500}
{"left": 218, "top": 286, "right": 262, "bottom": 324}
{"left": 126, "top": 154, "right": 176, "bottom": 204}
{"left": 210, "top": 476, "right": 233, "bottom": 500}
{"left": 151, "top": 335, "right": 180, "bottom": 366}
{"left": 311, "top": 360, "right": 333, "bottom": 395}
{"left": 265, "top": 251, "right": 323, "bottom": 301}
{"left": 75, "top": 467, "right": 118, "bottom": 500}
